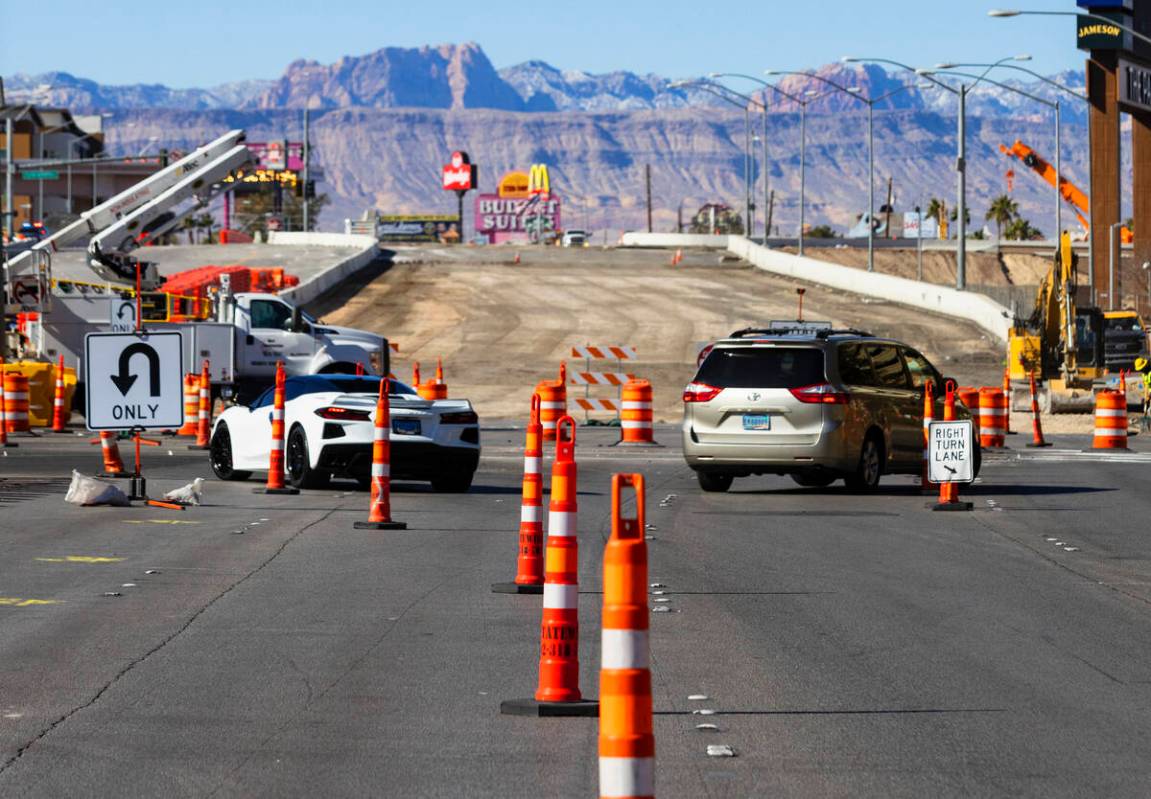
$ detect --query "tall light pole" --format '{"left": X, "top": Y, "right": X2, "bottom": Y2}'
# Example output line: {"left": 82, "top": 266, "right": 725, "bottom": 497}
{"left": 991, "top": 9, "right": 1151, "bottom": 49}
{"left": 843, "top": 55, "right": 1030, "bottom": 290}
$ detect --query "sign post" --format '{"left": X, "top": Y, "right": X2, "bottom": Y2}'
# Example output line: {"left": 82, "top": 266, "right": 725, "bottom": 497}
{"left": 441, "top": 150, "right": 476, "bottom": 242}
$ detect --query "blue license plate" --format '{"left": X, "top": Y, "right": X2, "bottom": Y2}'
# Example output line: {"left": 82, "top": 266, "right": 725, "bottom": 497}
{"left": 742, "top": 414, "right": 771, "bottom": 431}
{"left": 393, "top": 418, "right": 421, "bottom": 436}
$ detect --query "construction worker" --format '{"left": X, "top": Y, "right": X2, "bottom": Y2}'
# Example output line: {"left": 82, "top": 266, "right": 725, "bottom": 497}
{"left": 1136, "top": 357, "right": 1151, "bottom": 431}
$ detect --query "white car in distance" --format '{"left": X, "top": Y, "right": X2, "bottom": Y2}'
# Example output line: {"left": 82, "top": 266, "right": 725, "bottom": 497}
{"left": 209, "top": 375, "right": 480, "bottom": 492}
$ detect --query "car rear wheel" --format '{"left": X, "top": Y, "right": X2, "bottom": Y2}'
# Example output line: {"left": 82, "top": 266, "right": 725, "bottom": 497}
{"left": 286, "top": 426, "right": 330, "bottom": 490}
{"left": 209, "top": 423, "right": 251, "bottom": 482}
{"left": 697, "top": 471, "right": 734, "bottom": 493}
{"left": 431, "top": 470, "right": 474, "bottom": 493}
{"left": 791, "top": 473, "right": 836, "bottom": 488}
{"left": 844, "top": 434, "right": 883, "bottom": 491}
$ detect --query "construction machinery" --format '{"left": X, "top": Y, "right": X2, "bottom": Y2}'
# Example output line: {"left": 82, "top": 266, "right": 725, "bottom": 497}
{"left": 1000, "top": 139, "right": 1133, "bottom": 244}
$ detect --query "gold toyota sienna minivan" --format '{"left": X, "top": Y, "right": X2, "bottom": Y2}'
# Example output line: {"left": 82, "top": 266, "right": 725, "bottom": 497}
{"left": 682, "top": 324, "right": 980, "bottom": 492}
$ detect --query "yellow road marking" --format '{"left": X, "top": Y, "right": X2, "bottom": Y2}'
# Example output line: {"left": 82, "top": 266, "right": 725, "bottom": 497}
{"left": 36, "top": 556, "right": 125, "bottom": 564}
{"left": 0, "top": 598, "right": 59, "bottom": 607}
{"left": 124, "top": 519, "right": 201, "bottom": 526}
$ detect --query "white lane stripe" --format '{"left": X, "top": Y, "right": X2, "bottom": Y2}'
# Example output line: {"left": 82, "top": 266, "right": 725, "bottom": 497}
{"left": 599, "top": 757, "right": 654, "bottom": 798}
{"left": 549, "top": 510, "right": 576, "bottom": 536}
{"left": 543, "top": 582, "right": 578, "bottom": 609}
{"left": 521, "top": 504, "right": 542, "bottom": 523}
{"left": 602, "top": 629, "right": 650, "bottom": 670}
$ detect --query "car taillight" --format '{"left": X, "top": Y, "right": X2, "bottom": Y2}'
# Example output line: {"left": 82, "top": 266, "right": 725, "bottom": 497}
{"left": 314, "top": 406, "right": 372, "bottom": 421}
{"left": 440, "top": 410, "right": 478, "bottom": 425}
{"left": 789, "top": 383, "right": 850, "bottom": 404}
{"left": 683, "top": 382, "right": 722, "bottom": 403}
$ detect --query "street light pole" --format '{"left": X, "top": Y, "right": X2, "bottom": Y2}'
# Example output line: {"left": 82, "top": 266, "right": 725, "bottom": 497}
{"left": 1055, "top": 99, "right": 1062, "bottom": 243}
{"left": 761, "top": 105, "right": 769, "bottom": 243}
{"left": 799, "top": 99, "right": 807, "bottom": 256}
{"left": 957, "top": 83, "right": 967, "bottom": 290}
{"left": 868, "top": 101, "right": 875, "bottom": 270}
{"left": 744, "top": 107, "right": 752, "bottom": 237}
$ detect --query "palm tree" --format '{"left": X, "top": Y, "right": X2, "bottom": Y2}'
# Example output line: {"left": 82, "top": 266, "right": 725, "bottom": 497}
{"left": 925, "top": 197, "right": 946, "bottom": 226}
{"left": 985, "top": 194, "right": 1019, "bottom": 240}
{"left": 1005, "top": 217, "right": 1042, "bottom": 241}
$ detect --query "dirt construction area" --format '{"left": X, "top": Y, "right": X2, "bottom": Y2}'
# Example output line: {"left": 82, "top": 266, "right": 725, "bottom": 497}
{"left": 310, "top": 246, "right": 1012, "bottom": 424}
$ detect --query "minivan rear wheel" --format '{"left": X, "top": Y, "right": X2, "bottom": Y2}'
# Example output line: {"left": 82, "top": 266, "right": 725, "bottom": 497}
{"left": 697, "top": 471, "right": 734, "bottom": 493}
{"left": 844, "top": 435, "right": 883, "bottom": 491}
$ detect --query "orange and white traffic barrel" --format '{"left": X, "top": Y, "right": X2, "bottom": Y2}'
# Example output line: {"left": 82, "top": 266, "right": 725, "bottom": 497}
{"left": 188, "top": 362, "right": 211, "bottom": 450}
{"left": 599, "top": 472, "right": 655, "bottom": 799}
{"left": 978, "top": 387, "right": 1007, "bottom": 449}
{"left": 4, "top": 372, "right": 30, "bottom": 434}
{"left": 354, "top": 378, "right": 407, "bottom": 529}
{"left": 177, "top": 374, "right": 200, "bottom": 436}
{"left": 500, "top": 415, "right": 597, "bottom": 716}
{"left": 1092, "top": 389, "right": 1128, "bottom": 450}
{"left": 535, "top": 361, "right": 568, "bottom": 442}
{"left": 0, "top": 358, "right": 15, "bottom": 448}
{"left": 51, "top": 354, "right": 68, "bottom": 432}
{"left": 492, "top": 393, "right": 545, "bottom": 594}
{"left": 254, "top": 362, "right": 299, "bottom": 495}
{"left": 620, "top": 379, "right": 655, "bottom": 444}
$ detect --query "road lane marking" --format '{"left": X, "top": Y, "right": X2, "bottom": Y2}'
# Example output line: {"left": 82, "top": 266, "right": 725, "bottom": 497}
{"left": 36, "top": 556, "right": 125, "bottom": 564}
{"left": 0, "top": 598, "right": 59, "bottom": 607}
{"left": 124, "top": 519, "right": 201, "bottom": 525}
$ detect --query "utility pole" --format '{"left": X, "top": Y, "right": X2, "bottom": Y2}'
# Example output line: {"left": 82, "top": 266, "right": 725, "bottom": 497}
{"left": 766, "top": 189, "right": 775, "bottom": 239}
{"left": 956, "top": 84, "right": 968, "bottom": 291}
{"left": 302, "top": 109, "right": 310, "bottom": 232}
{"left": 645, "top": 164, "right": 653, "bottom": 233}
{"left": 4, "top": 116, "right": 13, "bottom": 240}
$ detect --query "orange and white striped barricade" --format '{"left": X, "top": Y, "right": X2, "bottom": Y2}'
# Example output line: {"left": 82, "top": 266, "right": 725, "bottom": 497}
{"left": 575, "top": 399, "right": 618, "bottom": 413}
{"left": 599, "top": 473, "right": 655, "bottom": 799}
{"left": 572, "top": 345, "right": 637, "bottom": 424}
{"left": 931, "top": 382, "right": 974, "bottom": 512}
{"left": 187, "top": 361, "right": 211, "bottom": 450}
{"left": 493, "top": 394, "right": 546, "bottom": 594}
{"left": 619, "top": 379, "right": 656, "bottom": 445}
{"left": 921, "top": 379, "right": 935, "bottom": 492}
{"left": 1091, "top": 389, "right": 1129, "bottom": 451}
{"left": 978, "top": 387, "right": 1007, "bottom": 449}
{"left": 571, "top": 372, "right": 635, "bottom": 388}
{"left": 94, "top": 431, "right": 129, "bottom": 477}
{"left": 254, "top": 362, "right": 299, "bottom": 495}
{"left": 354, "top": 377, "right": 407, "bottom": 529}
{"left": 536, "top": 361, "right": 568, "bottom": 441}
{"left": 1026, "top": 373, "right": 1051, "bottom": 448}
{"left": 501, "top": 416, "right": 598, "bottom": 716}
{"left": 4, "top": 371, "right": 30, "bottom": 434}
{"left": 572, "top": 345, "right": 638, "bottom": 361}
{"left": 51, "top": 354, "right": 68, "bottom": 432}
{"left": 176, "top": 374, "right": 200, "bottom": 436}
{"left": 0, "top": 358, "right": 16, "bottom": 448}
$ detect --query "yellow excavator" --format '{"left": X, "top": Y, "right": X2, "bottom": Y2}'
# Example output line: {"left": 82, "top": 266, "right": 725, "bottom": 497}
{"left": 1008, "top": 232, "right": 1107, "bottom": 411}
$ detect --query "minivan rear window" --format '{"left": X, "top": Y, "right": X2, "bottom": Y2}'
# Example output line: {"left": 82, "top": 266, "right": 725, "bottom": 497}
{"left": 696, "top": 347, "right": 825, "bottom": 389}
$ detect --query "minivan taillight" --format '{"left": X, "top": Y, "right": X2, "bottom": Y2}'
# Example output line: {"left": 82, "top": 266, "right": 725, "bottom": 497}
{"left": 683, "top": 382, "right": 722, "bottom": 403}
{"left": 789, "top": 383, "right": 850, "bottom": 404}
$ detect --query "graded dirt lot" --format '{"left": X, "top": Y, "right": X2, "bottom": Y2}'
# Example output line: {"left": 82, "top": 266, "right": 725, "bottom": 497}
{"left": 312, "top": 246, "right": 1006, "bottom": 422}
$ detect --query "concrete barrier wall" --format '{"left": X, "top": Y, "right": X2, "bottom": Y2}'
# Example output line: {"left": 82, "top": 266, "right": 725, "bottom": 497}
{"left": 269, "top": 232, "right": 382, "bottom": 307}
{"left": 620, "top": 232, "right": 730, "bottom": 248}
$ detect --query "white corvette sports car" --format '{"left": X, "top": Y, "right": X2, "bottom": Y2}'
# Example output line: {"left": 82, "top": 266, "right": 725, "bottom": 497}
{"left": 208, "top": 375, "right": 480, "bottom": 492}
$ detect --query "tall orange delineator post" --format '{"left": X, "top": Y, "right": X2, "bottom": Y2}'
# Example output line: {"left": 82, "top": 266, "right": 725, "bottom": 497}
{"left": 502, "top": 416, "right": 598, "bottom": 716}
{"left": 0, "top": 357, "right": 16, "bottom": 448}
{"left": 921, "top": 379, "right": 935, "bottom": 492}
{"left": 492, "top": 394, "right": 546, "bottom": 594}
{"left": 354, "top": 377, "right": 407, "bottom": 530}
{"left": 254, "top": 362, "right": 299, "bottom": 495}
{"left": 599, "top": 473, "right": 655, "bottom": 799}
{"left": 1026, "top": 372, "right": 1051, "bottom": 448}
{"left": 1091, "top": 390, "right": 1129, "bottom": 450}
{"left": 51, "top": 354, "right": 68, "bottom": 432}
{"left": 188, "top": 361, "right": 211, "bottom": 450}
{"left": 931, "top": 382, "right": 974, "bottom": 512}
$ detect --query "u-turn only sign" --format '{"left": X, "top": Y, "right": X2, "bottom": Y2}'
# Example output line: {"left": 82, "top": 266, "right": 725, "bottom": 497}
{"left": 84, "top": 331, "right": 185, "bottom": 430}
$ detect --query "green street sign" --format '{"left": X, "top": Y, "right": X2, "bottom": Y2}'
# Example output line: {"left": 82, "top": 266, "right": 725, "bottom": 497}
{"left": 21, "top": 170, "right": 59, "bottom": 180}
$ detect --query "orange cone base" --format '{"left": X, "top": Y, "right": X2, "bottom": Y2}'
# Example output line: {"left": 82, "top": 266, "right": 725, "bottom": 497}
{"left": 499, "top": 697, "right": 599, "bottom": 717}
{"left": 491, "top": 581, "right": 543, "bottom": 594}
{"left": 253, "top": 486, "right": 300, "bottom": 495}
{"left": 930, "top": 500, "right": 974, "bottom": 512}
{"left": 354, "top": 520, "right": 407, "bottom": 530}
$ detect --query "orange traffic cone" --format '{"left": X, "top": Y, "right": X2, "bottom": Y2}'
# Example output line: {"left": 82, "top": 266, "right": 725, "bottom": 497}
{"left": 921, "top": 379, "right": 935, "bottom": 493}
{"left": 188, "top": 361, "right": 211, "bottom": 450}
{"left": 412, "top": 361, "right": 421, "bottom": 387}
{"left": 513, "top": 251, "right": 521, "bottom": 265}
{"left": 599, "top": 473, "right": 654, "bottom": 799}
{"left": 502, "top": 416, "right": 598, "bottom": 716}
{"left": 51, "top": 354, "right": 68, "bottom": 432}
{"left": 1026, "top": 372, "right": 1051, "bottom": 448}
{"left": 932, "top": 382, "right": 974, "bottom": 511}
{"left": 254, "top": 362, "right": 299, "bottom": 495}
{"left": 354, "top": 377, "right": 407, "bottom": 530}
{"left": 0, "top": 357, "right": 15, "bottom": 449}
{"left": 492, "top": 394, "right": 546, "bottom": 594}
{"left": 94, "top": 431, "right": 129, "bottom": 477}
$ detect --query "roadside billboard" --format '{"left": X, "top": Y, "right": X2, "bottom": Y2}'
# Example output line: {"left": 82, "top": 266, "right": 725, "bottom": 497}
{"left": 903, "top": 212, "right": 938, "bottom": 240}
{"left": 377, "top": 215, "right": 460, "bottom": 242}
{"left": 476, "top": 166, "right": 560, "bottom": 243}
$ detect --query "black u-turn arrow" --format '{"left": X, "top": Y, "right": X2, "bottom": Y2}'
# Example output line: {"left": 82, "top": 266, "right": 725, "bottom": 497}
{"left": 111, "top": 342, "right": 161, "bottom": 397}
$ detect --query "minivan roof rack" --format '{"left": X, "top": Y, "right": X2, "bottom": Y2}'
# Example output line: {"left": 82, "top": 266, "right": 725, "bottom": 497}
{"left": 726, "top": 324, "right": 873, "bottom": 339}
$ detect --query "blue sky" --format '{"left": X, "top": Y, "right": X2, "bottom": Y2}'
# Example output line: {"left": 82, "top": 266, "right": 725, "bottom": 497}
{"left": 1, "top": 1, "right": 1083, "bottom": 87}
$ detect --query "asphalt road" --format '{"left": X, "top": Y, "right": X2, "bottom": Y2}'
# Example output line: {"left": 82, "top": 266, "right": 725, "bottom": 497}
{"left": 1, "top": 427, "right": 1151, "bottom": 797}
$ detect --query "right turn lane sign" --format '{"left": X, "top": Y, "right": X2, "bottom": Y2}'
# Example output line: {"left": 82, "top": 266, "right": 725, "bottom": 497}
{"left": 928, "top": 420, "right": 975, "bottom": 484}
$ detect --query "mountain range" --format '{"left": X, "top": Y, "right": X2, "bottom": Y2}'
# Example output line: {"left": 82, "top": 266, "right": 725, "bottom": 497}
{"left": 3, "top": 43, "right": 1101, "bottom": 239}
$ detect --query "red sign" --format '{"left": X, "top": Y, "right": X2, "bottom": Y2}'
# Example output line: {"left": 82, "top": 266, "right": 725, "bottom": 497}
{"left": 442, "top": 151, "right": 476, "bottom": 192}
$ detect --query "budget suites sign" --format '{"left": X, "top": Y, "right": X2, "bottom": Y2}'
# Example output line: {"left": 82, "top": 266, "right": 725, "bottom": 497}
{"left": 474, "top": 168, "right": 562, "bottom": 243}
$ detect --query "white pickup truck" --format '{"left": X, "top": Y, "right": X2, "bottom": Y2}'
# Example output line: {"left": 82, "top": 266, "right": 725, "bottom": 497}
{"left": 30, "top": 288, "right": 390, "bottom": 403}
